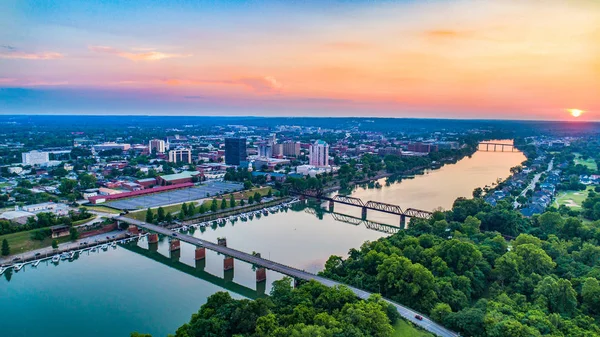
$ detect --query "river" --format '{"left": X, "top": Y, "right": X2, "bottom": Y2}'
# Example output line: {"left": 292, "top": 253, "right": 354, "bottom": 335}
{"left": 0, "top": 140, "right": 525, "bottom": 337}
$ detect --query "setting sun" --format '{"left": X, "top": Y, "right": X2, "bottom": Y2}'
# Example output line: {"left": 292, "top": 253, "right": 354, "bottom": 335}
{"left": 568, "top": 109, "right": 584, "bottom": 118}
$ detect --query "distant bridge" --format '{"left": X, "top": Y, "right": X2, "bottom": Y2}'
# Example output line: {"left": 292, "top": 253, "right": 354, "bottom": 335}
{"left": 478, "top": 142, "right": 516, "bottom": 152}
{"left": 295, "top": 192, "right": 433, "bottom": 226}
{"left": 115, "top": 216, "right": 460, "bottom": 337}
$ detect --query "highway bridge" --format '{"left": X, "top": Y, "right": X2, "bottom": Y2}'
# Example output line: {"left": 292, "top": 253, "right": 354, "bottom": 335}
{"left": 116, "top": 216, "right": 460, "bottom": 337}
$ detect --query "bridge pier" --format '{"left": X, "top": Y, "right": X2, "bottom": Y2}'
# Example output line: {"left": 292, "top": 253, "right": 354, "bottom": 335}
{"left": 400, "top": 215, "right": 406, "bottom": 229}
{"left": 256, "top": 278, "right": 266, "bottom": 295}
{"left": 361, "top": 207, "right": 367, "bottom": 220}
{"left": 169, "top": 239, "right": 180, "bottom": 252}
{"left": 195, "top": 247, "right": 206, "bottom": 260}
{"left": 148, "top": 233, "right": 159, "bottom": 244}
{"left": 328, "top": 200, "right": 335, "bottom": 212}
{"left": 256, "top": 268, "right": 266, "bottom": 283}
{"left": 224, "top": 257, "right": 234, "bottom": 271}
{"left": 128, "top": 225, "right": 140, "bottom": 235}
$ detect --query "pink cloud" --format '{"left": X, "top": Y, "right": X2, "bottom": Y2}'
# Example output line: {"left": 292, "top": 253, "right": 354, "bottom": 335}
{"left": 118, "top": 76, "right": 283, "bottom": 93}
{"left": 0, "top": 51, "right": 63, "bottom": 60}
{"left": 89, "top": 45, "right": 191, "bottom": 61}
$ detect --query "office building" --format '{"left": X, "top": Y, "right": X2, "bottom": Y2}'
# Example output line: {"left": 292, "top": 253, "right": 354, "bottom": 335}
{"left": 149, "top": 139, "right": 166, "bottom": 154}
{"left": 22, "top": 150, "right": 50, "bottom": 165}
{"left": 309, "top": 140, "right": 329, "bottom": 167}
{"left": 168, "top": 148, "right": 192, "bottom": 163}
{"left": 258, "top": 143, "right": 273, "bottom": 158}
{"left": 407, "top": 143, "right": 438, "bottom": 153}
{"left": 93, "top": 142, "right": 131, "bottom": 152}
{"left": 272, "top": 143, "right": 283, "bottom": 157}
{"left": 225, "top": 137, "right": 247, "bottom": 165}
{"left": 282, "top": 141, "right": 301, "bottom": 157}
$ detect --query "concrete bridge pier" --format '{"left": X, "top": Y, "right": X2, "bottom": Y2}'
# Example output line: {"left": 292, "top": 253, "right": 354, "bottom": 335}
{"left": 361, "top": 207, "right": 367, "bottom": 220}
{"left": 148, "top": 233, "right": 159, "bottom": 244}
{"left": 224, "top": 267, "right": 234, "bottom": 282}
{"left": 328, "top": 200, "right": 335, "bottom": 212}
{"left": 128, "top": 225, "right": 140, "bottom": 235}
{"left": 400, "top": 215, "right": 407, "bottom": 229}
{"left": 169, "top": 239, "right": 181, "bottom": 251}
{"left": 256, "top": 268, "right": 266, "bottom": 283}
{"left": 224, "top": 257, "right": 234, "bottom": 271}
{"left": 195, "top": 247, "right": 206, "bottom": 260}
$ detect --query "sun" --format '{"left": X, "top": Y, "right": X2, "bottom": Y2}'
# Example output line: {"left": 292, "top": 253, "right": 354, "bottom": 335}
{"left": 568, "top": 109, "right": 584, "bottom": 118}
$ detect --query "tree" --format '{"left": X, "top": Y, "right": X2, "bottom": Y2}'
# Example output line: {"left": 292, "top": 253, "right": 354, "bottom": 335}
{"left": 181, "top": 202, "right": 188, "bottom": 217}
{"left": 248, "top": 196, "right": 254, "bottom": 204}
{"left": 58, "top": 179, "right": 78, "bottom": 195}
{"left": 267, "top": 189, "right": 273, "bottom": 198}
{"left": 165, "top": 212, "right": 173, "bottom": 223}
{"left": 472, "top": 187, "right": 483, "bottom": 198}
{"left": 582, "top": 278, "right": 600, "bottom": 314}
{"left": 51, "top": 240, "right": 58, "bottom": 250}
{"left": 157, "top": 207, "right": 165, "bottom": 222}
{"left": 1, "top": 239, "right": 9, "bottom": 256}
{"left": 240, "top": 199, "right": 245, "bottom": 206}
{"left": 78, "top": 173, "right": 97, "bottom": 189}
{"left": 69, "top": 227, "right": 79, "bottom": 241}
{"left": 254, "top": 192, "right": 262, "bottom": 203}
{"left": 188, "top": 203, "right": 196, "bottom": 216}
{"left": 221, "top": 198, "right": 227, "bottom": 210}
{"left": 145, "top": 208, "right": 154, "bottom": 223}
{"left": 243, "top": 180, "right": 253, "bottom": 190}
{"left": 230, "top": 195, "right": 236, "bottom": 208}
{"left": 538, "top": 212, "right": 564, "bottom": 235}
{"left": 211, "top": 199, "right": 218, "bottom": 212}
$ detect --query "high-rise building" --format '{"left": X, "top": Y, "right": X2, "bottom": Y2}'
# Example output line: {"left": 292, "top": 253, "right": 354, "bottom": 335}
{"left": 225, "top": 137, "right": 247, "bottom": 165}
{"left": 282, "top": 141, "right": 301, "bottom": 157}
{"left": 149, "top": 139, "right": 166, "bottom": 154}
{"left": 309, "top": 140, "right": 329, "bottom": 167}
{"left": 21, "top": 150, "right": 50, "bottom": 165}
{"left": 258, "top": 143, "right": 273, "bottom": 158}
{"left": 272, "top": 143, "right": 283, "bottom": 157}
{"left": 168, "top": 148, "right": 192, "bottom": 163}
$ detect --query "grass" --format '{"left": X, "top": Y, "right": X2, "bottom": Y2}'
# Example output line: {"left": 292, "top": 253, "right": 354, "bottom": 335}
{"left": 126, "top": 187, "right": 275, "bottom": 221}
{"left": 0, "top": 229, "right": 71, "bottom": 257}
{"left": 574, "top": 153, "right": 597, "bottom": 171}
{"left": 555, "top": 186, "right": 594, "bottom": 208}
{"left": 392, "top": 320, "right": 434, "bottom": 337}
{"left": 85, "top": 205, "right": 122, "bottom": 214}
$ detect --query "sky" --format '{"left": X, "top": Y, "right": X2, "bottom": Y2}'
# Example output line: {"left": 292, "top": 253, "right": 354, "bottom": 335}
{"left": 1, "top": 0, "right": 599, "bottom": 120}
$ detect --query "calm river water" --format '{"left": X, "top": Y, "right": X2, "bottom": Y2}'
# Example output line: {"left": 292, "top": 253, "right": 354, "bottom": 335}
{"left": 0, "top": 141, "right": 525, "bottom": 337}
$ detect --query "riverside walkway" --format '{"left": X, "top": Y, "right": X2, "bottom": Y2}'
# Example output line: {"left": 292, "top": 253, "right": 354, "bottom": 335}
{"left": 116, "top": 216, "right": 460, "bottom": 337}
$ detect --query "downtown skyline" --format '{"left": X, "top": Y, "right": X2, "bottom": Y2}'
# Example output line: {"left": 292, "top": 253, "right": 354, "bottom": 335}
{"left": 1, "top": 0, "right": 599, "bottom": 120}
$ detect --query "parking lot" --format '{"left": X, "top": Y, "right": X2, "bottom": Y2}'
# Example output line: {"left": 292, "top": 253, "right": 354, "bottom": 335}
{"left": 104, "top": 181, "right": 244, "bottom": 210}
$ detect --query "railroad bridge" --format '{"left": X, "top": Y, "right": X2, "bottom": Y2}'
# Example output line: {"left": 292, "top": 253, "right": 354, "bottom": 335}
{"left": 295, "top": 192, "right": 433, "bottom": 227}
{"left": 478, "top": 142, "right": 516, "bottom": 152}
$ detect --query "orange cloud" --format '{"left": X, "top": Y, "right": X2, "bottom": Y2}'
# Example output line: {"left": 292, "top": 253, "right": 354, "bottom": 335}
{"left": 89, "top": 46, "right": 191, "bottom": 61}
{"left": 0, "top": 51, "right": 63, "bottom": 60}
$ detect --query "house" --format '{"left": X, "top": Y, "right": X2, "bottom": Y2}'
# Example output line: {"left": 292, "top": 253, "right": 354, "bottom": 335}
{"left": 50, "top": 225, "right": 70, "bottom": 238}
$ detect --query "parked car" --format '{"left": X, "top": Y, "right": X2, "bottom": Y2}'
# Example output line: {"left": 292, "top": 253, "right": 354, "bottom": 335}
{"left": 415, "top": 315, "right": 423, "bottom": 321}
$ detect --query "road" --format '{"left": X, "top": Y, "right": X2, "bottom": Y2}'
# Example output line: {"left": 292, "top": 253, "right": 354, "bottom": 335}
{"left": 117, "top": 216, "right": 460, "bottom": 337}
{"left": 0, "top": 230, "right": 126, "bottom": 265}
{"left": 514, "top": 158, "right": 554, "bottom": 208}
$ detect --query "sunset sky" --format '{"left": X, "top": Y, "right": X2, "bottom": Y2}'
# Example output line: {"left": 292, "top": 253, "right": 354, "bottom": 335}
{"left": 1, "top": 0, "right": 599, "bottom": 120}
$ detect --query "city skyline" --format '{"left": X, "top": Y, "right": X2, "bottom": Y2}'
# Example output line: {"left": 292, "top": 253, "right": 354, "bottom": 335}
{"left": 1, "top": 0, "right": 599, "bottom": 120}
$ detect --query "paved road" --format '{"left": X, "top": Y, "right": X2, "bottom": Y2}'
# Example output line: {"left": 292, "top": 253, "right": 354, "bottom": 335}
{"left": 117, "top": 216, "right": 460, "bottom": 337}
{"left": 0, "top": 230, "right": 126, "bottom": 265}
{"left": 514, "top": 158, "right": 554, "bottom": 208}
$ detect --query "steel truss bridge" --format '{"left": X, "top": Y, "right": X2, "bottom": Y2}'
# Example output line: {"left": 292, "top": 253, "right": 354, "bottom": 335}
{"left": 296, "top": 191, "right": 433, "bottom": 221}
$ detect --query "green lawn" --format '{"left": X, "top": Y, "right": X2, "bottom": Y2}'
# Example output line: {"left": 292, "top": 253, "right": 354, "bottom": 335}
{"left": 393, "top": 320, "right": 434, "bottom": 337}
{"left": 85, "top": 205, "right": 122, "bottom": 214}
{"left": 574, "top": 153, "right": 597, "bottom": 171}
{"left": 555, "top": 186, "right": 593, "bottom": 208}
{"left": 0, "top": 229, "right": 71, "bottom": 256}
